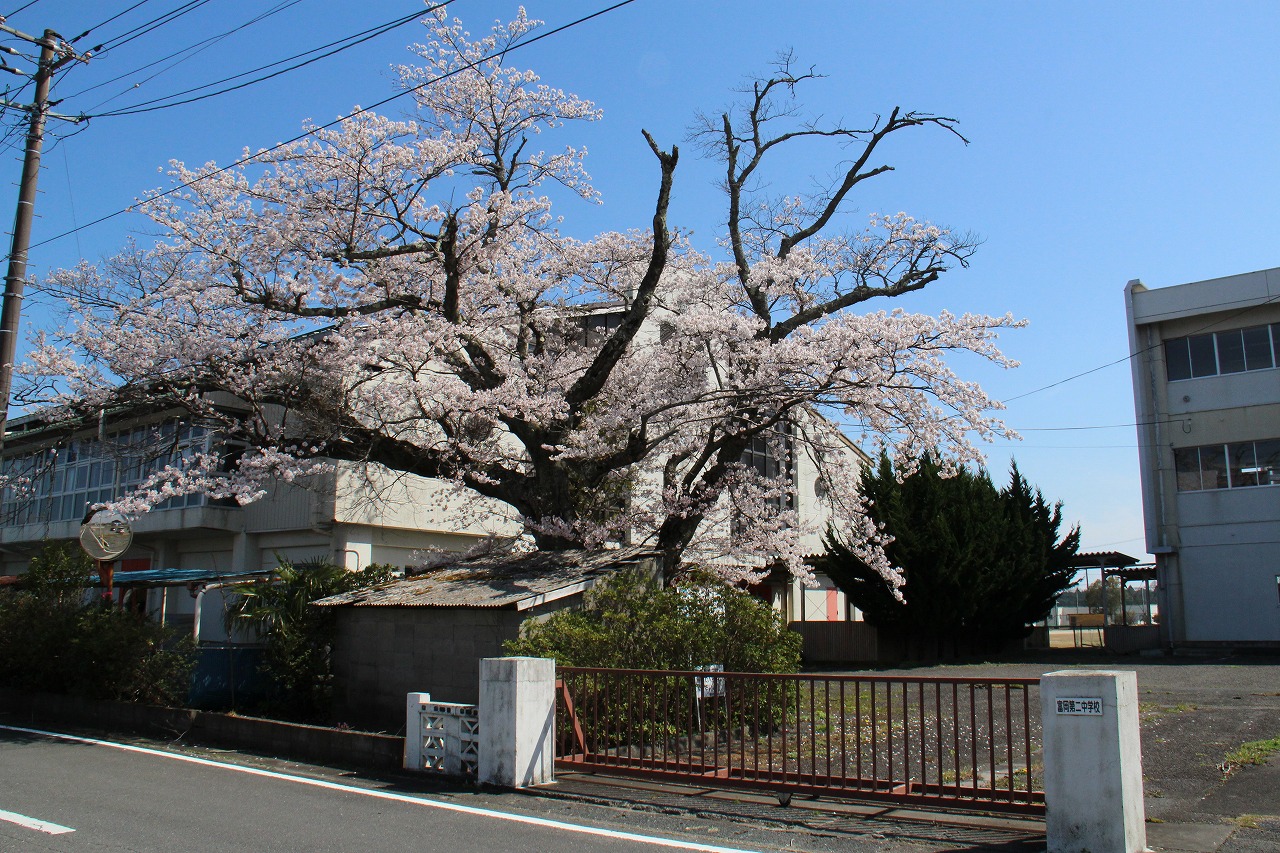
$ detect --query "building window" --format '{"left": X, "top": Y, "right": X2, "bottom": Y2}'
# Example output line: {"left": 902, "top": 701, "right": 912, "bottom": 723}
{"left": 1173, "top": 438, "right": 1280, "bottom": 491}
{"left": 1165, "top": 322, "right": 1279, "bottom": 381}
{"left": 576, "top": 312, "right": 624, "bottom": 348}
{"left": 728, "top": 420, "right": 795, "bottom": 539}
{"left": 1, "top": 421, "right": 216, "bottom": 525}
{"left": 738, "top": 421, "right": 794, "bottom": 511}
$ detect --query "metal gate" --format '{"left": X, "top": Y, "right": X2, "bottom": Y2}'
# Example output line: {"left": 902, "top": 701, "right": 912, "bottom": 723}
{"left": 555, "top": 667, "right": 1045, "bottom": 816}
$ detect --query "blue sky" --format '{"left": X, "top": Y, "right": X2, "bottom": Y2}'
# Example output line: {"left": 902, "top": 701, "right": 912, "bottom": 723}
{"left": 4, "top": 0, "right": 1279, "bottom": 559}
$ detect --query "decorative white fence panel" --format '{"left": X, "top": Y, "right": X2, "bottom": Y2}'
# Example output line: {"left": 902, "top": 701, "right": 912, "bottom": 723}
{"left": 404, "top": 692, "right": 480, "bottom": 779}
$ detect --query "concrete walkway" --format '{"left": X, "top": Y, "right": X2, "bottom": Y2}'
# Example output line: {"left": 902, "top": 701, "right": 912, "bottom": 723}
{"left": 820, "top": 653, "right": 1280, "bottom": 852}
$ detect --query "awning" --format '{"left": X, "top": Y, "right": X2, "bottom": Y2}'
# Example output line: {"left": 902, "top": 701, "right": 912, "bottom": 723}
{"left": 89, "top": 567, "right": 276, "bottom": 586}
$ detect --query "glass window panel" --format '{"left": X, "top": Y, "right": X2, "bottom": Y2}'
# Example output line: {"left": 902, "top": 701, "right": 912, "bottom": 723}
{"left": 1199, "top": 444, "right": 1228, "bottom": 489}
{"left": 1229, "top": 441, "right": 1258, "bottom": 487}
{"left": 73, "top": 465, "right": 88, "bottom": 490}
{"left": 1255, "top": 439, "right": 1280, "bottom": 486}
{"left": 1215, "top": 329, "right": 1246, "bottom": 374}
{"left": 1174, "top": 447, "right": 1202, "bottom": 491}
{"left": 1188, "top": 333, "right": 1217, "bottom": 377}
{"left": 1274, "top": 324, "right": 1280, "bottom": 364}
{"left": 1165, "top": 337, "right": 1192, "bottom": 381}
{"left": 1242, "top": 325, "right": 1274, "bottom": 371}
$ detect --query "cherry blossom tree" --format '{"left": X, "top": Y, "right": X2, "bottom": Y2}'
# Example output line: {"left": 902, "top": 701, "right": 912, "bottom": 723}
{"left": 22, "top": 10, "right": 1019, "bottom": 585}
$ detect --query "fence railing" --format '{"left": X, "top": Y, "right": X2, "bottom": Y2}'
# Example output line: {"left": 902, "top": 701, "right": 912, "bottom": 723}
{"left": 556, "top": 668, "right": 1043, "bottom": 815}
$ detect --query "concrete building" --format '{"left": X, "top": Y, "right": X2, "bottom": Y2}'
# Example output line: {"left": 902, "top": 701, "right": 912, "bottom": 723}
{"left": 0, "top": 406, "right": 521, "bottom": 640}
{"left": 1125, "top": 268, "right": 1280, "bottom": 647}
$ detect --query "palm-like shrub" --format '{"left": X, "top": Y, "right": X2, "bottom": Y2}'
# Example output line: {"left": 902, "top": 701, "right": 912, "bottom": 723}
{"left": 226, "top": 558, "right": 393, "bottom": 721}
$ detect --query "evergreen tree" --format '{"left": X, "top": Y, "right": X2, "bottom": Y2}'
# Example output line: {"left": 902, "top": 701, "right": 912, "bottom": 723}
{"left": 818, "top": 455, "right": 1079, "bottom": 654}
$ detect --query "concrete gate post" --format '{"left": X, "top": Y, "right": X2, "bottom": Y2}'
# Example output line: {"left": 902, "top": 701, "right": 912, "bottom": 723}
{"left": 1040, "top": 670, "right": 1146, "bottom": 853}
{"left": 478, "top": 657, "right": 555, "bottom": 788}
{"left": 403, "top": 691, "right": 430, "bottom": 770}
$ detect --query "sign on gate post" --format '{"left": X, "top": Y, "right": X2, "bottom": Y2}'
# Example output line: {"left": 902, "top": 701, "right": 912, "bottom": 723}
{"left": 1040, "top": 670, "right": 1146, "bottom": 853}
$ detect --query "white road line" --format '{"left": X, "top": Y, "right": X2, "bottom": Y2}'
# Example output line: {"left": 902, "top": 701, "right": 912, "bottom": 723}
{"left": 0, "top": 807, "right": 75, "bottom": 835}
{"left": 0, "top": 725, "right": 759, "bottom": 853}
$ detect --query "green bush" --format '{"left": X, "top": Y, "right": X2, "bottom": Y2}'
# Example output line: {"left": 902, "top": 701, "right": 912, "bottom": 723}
{"left": 0, "top": 541, "right": 195, "bottom": 705}
{"left": 225, "top": 557, "right": 394, "bottom": 721}
{"left": 505, "top": 568, "right": 801, "bottom": 673}
{"left": 508, "top": 569, "right": 800, "bottom": 752}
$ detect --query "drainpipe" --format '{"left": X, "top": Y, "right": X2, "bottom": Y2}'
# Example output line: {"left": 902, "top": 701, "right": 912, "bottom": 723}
{"left": 1143, "top": 323, "right": 1183, "bottom": 648}
{"left": 191, "top": 581, "right": 239, "bottom": 644}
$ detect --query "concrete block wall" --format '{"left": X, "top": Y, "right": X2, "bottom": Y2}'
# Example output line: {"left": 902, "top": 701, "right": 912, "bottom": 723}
{"left": 0, "top": 687, "right": 403, "bottom": 771}
{"left": 330, "top": 608, "right": 523, "bottom": 731}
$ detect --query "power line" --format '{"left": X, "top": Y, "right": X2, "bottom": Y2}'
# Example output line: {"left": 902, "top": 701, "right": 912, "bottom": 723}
{"left": 1018, "top": 423, "right": 1138, "bottom": 431}
{"left": 93, "top": 0, "right": 213, "bottom": 58}
{"left": 1002, "top": 291, "right": 1280, "bottom": 403}
{"left": 60, "top": 0, "right": 303, "bottom": 105}
{"left": 989, "top": 443, "right": 1140, "bottom": 450}
{"left": 88, "top": 4, "right": 440, "bottom": 118}
{"left": 16, "top": 0, "right": 640, "bottom": 258}
{"left": 68, "top": 0, "right": 154, "bottom": 46}
{"left": 3, "top": 0, "right": 43, "bottom": 19}
{"left": 1090, "top": 536, "right": 1145, "bottom": 549}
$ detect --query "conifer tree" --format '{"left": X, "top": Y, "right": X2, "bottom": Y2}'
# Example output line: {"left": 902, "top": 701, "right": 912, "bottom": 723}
{"left": 818, "top": 455, "right": 1078, "bottom": 653}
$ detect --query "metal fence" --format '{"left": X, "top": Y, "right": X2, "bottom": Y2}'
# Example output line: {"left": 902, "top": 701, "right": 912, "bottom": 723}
{"left": 556, "top": 667, "right": 1044, "bottom": 815}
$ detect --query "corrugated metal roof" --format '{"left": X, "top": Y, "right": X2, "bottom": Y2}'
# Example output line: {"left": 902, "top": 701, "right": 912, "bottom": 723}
{"left": 1069, "top": 551, "right": 1140, "bottom": 569}
{"left": 314, "top": 547, "right": 660, "bottom": 610}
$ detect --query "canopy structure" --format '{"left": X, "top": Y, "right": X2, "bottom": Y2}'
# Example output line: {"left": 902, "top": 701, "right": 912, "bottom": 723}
{"left": 88, "top": 567, "right": 275, "bottom": 587}
{"left": 1068, "top": 551, "right": 1157, "bottom": 628}
{"left": 1068, "top": 551, "right": 1140, "bottom": 571}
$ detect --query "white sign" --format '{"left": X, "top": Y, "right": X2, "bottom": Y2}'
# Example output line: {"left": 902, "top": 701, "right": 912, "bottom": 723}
{"left": 694, "top": 664, "right": 724, "bottom": 699}
{"left": 1055, "top": 696, "right": 1103, "bottom": 716}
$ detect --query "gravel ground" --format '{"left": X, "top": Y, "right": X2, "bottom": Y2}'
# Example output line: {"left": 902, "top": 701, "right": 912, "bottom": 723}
{"left": 530, "top": 652, "right": 1280, "bottom": 852}
{"left": 855, "top": 652, "right": 1280, "bottom": 852}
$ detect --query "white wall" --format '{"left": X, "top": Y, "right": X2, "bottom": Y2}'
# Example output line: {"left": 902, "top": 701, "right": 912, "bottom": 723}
{"left": 334, "top": 462, "right": 521, "bottom": 538}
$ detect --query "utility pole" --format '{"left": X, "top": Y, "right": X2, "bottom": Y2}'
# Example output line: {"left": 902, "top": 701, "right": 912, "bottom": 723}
{"left": 0, "top": 26, "right": 86, "bottom": 452}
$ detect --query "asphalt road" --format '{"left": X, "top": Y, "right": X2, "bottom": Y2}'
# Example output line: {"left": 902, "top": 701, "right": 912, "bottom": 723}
{"left": 0, "top": 727, "right": 766, "bottom": 853}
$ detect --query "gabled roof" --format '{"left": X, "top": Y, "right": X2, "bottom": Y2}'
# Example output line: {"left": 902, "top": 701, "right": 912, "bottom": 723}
{"left": 313, "top": 546, "right": 659, "bottom": 611}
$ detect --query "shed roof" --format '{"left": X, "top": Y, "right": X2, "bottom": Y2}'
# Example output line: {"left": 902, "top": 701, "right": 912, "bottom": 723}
{"left": 1068, "top": 551, "right": 1140, "bottom": 569}
{"left": 313, "top": 547, "right": 659, "bottom": 611}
